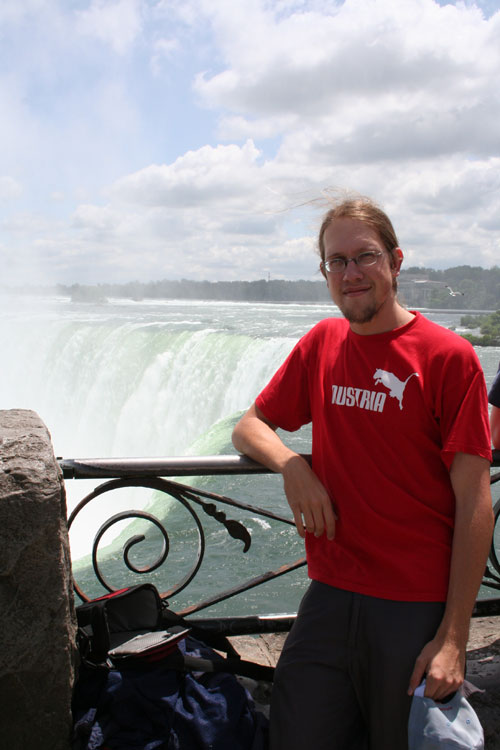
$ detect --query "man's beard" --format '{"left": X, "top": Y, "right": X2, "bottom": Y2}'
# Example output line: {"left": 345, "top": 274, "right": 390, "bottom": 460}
{"left": 337, "top": 281, "right": 398, "bottom": 324}
{"left": 340, "top": 300, "right": 380, "bottom": 324}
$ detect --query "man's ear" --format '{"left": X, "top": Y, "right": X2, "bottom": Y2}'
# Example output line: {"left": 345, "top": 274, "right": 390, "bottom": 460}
{"left": 392, "top": 247, "right": 404, "bottom": 276}
{"left": 320, "top": 263, "right": 328, "bottom": 281}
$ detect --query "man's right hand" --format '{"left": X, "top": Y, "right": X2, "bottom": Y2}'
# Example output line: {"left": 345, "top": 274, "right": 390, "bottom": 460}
{"left": 282, "top": 454, "right": 337, "bottom": 539}
{"left": 232, "top": 402, "right": 337, "bottom": 540}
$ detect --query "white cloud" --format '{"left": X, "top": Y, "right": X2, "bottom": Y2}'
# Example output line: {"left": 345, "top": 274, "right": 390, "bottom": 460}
{"left": 1, "top": 0, "right": 500, "bottom": 286}
{"left": 385, "top": 156, "right": 500, "bottom": 267}
{"left": 0, "top": 176, "right": 22, "bottom": 200}
{"left": 150, "top": 37, "right": 180, "bottom": 75}
{"left": 194, "top": 0, "right": 500, "bottom": 158}
{"left": 76, "top": 0, "right": 143, "bottom": 55}
{"left": 217, "top": 114, "right": 295, "bottom": 141}
{"left": 0, "top": 0, "right": 49, "bottom": 26}
{"left": 110, "top": 140, "right": 264, "bottom": 206}
{"left": 54, "top": 137, "right": 326, "bottom": 283}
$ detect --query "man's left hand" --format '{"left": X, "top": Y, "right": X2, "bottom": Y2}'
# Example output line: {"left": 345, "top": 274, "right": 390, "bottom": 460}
{"left": 407, "top": 636, "right": 465, "bottom": 701}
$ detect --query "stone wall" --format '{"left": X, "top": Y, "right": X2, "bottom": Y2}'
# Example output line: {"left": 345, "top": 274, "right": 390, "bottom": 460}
{"left": 0, "top": 410, "right": 76, "bottom": 750}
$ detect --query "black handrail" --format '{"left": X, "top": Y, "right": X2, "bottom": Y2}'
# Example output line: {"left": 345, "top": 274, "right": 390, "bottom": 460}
{"left": 58, "top": 453, "right": 310, "bottom": 479}
{"left": 58, "top": 450, "right": 500, "bottom": 479}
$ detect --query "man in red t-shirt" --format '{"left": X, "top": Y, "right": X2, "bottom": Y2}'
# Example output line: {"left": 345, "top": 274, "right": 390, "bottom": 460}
{"left": 232, "top": 196, "right": 493, "bottom": 750}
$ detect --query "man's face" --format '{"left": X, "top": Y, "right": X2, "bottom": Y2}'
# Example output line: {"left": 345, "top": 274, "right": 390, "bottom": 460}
{"left": 321, "top": 218, "right": 401, "bottom": 330}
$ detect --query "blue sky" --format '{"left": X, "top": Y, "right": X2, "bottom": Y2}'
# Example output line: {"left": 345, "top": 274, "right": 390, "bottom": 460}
{"left": 1, "top": 0, "right": 500, "bottom": 285}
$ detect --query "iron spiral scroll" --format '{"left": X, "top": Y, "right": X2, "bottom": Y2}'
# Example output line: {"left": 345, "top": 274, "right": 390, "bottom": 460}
{"left": 67, "top": 474, "right": 303, "bottom": 607}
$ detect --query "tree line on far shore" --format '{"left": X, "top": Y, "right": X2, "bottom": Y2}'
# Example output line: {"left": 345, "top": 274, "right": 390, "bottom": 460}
{"left": 64, "top": 277, "right": 332, "bottom": 304}
{"left": 43, "top": 264, "right": 500, "bottom": 310}
{"left": 3, "top": 264, "right": 500, "bottom": 311}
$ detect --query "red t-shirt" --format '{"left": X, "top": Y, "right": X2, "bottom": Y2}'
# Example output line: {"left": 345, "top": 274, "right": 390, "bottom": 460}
{"left": 256, "top": 312, "right": 491, "bottom": 602}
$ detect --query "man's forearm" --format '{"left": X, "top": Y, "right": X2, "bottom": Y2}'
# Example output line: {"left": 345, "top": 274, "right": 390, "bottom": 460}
{"left": 232, "top": 402, "right": 336, "bottom": 539}
{"left": 231, "top": 402, "right": 299, "bottom": 473}
{"left": 408, "top": 452, "right": 493, "bottom": 699}
{"left": 438, "top": 455, "right": 493, "bottom": 647}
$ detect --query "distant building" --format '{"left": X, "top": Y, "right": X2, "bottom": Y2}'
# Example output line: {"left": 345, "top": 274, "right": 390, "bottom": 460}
{"left": 398, "top": 275, "right": 434, "bottom": 307}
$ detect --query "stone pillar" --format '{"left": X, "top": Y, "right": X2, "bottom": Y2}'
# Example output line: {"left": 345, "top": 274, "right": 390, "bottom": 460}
{"left": 0, "top": 409, "right": 76, "bottom": 750}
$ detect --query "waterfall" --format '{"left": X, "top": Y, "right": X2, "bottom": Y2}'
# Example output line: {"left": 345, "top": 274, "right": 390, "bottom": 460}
{"left": 0, "top": 296, "right": 298, "bottom": 459}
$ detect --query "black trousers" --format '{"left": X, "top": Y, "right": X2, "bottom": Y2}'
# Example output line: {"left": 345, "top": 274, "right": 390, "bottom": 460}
{"left": 269, "top": 581, "right": 445, "bottom": 750}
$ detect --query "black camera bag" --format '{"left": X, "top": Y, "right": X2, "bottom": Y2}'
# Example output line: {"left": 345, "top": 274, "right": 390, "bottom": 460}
{"left": 76, "top": 583, "right": 165, "bottom": 665}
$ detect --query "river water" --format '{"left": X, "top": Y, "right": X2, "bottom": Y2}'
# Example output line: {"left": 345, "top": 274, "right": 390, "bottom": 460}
{"left": 1, "top": 295, "right": 498, "bottom": 615}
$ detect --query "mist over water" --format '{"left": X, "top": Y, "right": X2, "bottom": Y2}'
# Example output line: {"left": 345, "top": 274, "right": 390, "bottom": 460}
{"left": 1, "top": 294, "right": 498, "bottom": 614}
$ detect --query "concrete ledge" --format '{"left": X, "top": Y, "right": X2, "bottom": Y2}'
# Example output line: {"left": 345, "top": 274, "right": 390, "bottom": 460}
{"left": 0, "top": 410, "right": 77, "bottom": 750}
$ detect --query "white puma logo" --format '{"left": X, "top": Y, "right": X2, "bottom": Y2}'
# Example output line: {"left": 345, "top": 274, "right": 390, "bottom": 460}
{"left": 373, "top": 368, "right": 419, "bottom": 410}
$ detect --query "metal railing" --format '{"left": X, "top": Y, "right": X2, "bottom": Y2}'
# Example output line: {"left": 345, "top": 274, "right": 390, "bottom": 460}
{"left": 60, "top": 452, "right": 500, "bottom": 627}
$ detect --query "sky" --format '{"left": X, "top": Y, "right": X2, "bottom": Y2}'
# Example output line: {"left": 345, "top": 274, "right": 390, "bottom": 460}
{"left": 1, "top": 0, "right": 500, "bottom": 285}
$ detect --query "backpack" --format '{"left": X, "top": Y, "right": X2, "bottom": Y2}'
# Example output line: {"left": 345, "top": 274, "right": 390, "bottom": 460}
{"left": 73, "top": 584, "right": 272, "bottom": 749}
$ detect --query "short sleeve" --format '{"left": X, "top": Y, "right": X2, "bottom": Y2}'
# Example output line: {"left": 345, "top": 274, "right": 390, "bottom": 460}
{"left": 440, "top": 356, "right": 492, "bottom": 469}
{"left": 256, "top": 336, "right": 312, "bottom": 432}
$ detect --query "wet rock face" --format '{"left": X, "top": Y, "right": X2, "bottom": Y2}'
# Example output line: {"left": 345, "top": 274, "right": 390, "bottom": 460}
{"left": 0, "top": 410, "right": 77, "bottom": 750}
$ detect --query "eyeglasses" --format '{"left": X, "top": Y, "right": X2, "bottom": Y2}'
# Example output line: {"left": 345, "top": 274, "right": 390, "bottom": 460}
{"left": 321, "top": 250, "right": 383, "bottom": 274}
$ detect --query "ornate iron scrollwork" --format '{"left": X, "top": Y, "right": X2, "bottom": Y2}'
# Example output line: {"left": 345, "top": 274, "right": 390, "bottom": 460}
{"left": 67, "top": 475, "right": 296, "bottom": 604}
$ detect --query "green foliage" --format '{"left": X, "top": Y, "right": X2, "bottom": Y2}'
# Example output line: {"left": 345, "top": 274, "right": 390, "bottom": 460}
{"left": 460, "top": 314, "right": 488, "bottom": 329}
{"left": 459, "top": 310, "right": 500, "bottom": 347}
